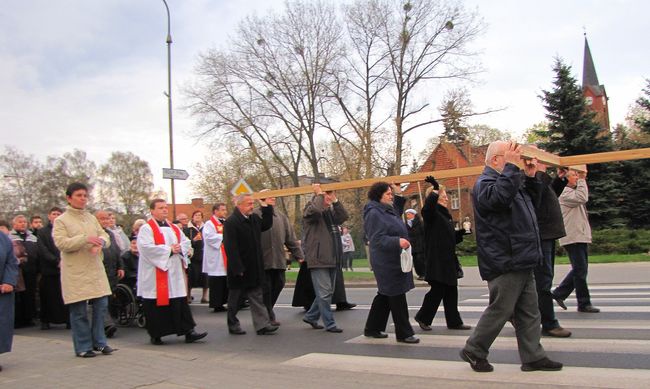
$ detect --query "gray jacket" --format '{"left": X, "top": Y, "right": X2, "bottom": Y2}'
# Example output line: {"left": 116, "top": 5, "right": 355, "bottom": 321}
{"left": 559, "top": 179, "right": 592, "bottom": 246}
{"left": 302, "top": 195, "right": 348, "bottom": 268}
{"left": 254, "top": 207, "right": 304, "bottom": 270}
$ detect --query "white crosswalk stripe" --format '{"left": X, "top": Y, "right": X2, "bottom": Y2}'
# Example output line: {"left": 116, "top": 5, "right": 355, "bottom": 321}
{"left": 283, "top": 283, "right": 650, "bottom": 388}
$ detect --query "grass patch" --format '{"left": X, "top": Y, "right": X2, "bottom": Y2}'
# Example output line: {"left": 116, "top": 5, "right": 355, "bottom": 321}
{"left": 348, "top": 253, "right": 650, "bottom": 269}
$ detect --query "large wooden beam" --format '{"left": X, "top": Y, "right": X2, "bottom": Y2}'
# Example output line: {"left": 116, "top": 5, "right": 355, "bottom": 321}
{"left": 251, "top": 147, "right": 650, "bottom": 199}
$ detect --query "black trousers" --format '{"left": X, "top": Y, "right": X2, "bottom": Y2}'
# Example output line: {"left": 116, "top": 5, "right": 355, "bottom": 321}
{"left": 413, "top": 252, "right": 425, "bottom": 278}
{"left": 415, "top": 280, "right": 463, "bottom": 328}
{"left": 39, "top": 275, "right": 68, "bottom": 324}
{"left": 208, "top": 276, "right": 228, "bottom": 309}
{"left": 364, "top": 293, "right": 414, "bottom": 340}
{"left": 263, "top": 269, "right": 286, "bottom": 321}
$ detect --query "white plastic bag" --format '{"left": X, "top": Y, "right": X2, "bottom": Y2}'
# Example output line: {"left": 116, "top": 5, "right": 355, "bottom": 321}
{"left": 400, "top": 246, "right": 413, "bottom": 273}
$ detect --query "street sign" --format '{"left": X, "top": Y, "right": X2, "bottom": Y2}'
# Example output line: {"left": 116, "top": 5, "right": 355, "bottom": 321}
{"left": 162, "top": 168, "right": 189, "bottom": 180}
{"left": 231, "top": 178, "right": 253, "bottom": 196}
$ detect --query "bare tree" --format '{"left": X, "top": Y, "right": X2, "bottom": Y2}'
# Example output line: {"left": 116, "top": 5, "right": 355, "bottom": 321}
{"left": 97, "top": 151, "right": 153, "bottom": 215}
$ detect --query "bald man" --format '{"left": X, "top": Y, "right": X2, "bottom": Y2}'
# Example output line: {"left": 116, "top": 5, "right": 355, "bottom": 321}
{"left": 460, "top": 141, "right": 562, "bottom": 373}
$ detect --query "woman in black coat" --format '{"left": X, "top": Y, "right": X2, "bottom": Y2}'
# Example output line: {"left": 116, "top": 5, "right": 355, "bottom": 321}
{"left": 363, "top": 182, "right": 418, "bottom": 344}
{"left": 414, "top": 176, "right": 471, "bottom": 331}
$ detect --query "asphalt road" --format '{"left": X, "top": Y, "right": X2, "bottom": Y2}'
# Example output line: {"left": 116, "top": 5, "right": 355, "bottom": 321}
{"left": 3, "top": 263, "right": 650, "bottom": 388}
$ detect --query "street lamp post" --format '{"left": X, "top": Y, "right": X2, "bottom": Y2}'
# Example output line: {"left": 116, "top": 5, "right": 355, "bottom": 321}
{"left": 161, "top": 0, "right": 176, "bottom": 219}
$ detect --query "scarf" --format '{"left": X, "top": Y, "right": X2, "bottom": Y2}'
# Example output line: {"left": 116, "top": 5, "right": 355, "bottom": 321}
{"left": 210, "top": 216, "right": 228, "bottom": 268}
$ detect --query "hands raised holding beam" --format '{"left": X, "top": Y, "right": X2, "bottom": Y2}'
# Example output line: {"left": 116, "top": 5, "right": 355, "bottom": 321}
{"left": 250, "top": 146, "right": 650, "bottom": 199}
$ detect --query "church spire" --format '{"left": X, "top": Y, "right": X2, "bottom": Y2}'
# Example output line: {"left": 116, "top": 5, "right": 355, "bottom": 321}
{"left": 582, "top": 34, "right": 600, "bottom": 89}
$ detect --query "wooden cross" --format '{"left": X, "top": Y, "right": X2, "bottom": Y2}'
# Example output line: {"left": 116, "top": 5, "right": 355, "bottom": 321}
{"left": 250, "top": 147, "right": 650, "bottom": 199}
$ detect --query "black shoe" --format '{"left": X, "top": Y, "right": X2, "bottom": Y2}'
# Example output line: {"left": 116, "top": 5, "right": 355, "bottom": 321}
{"left": 77, "top": 350, "right": 97, "bottom": 358}
{"left": 521, "top": 357, "right": 563, "bottom": 372}
{"left": 326, "top": 327, "right": 343, "bottom": 333}
{"left": 459, "top": 349, "right": 493, "bottom": 372}
{"left": 105, "top": 325, "right": 117, "bottom": 338}
{"left": 551, "top": 293, "right": 567, "bottom": 310}
{"left": 41, "top": 322, "right": 50, "bottom": 330}
{"left": 364, "top": 331, "right": 388, "bottom": 339}
{"left": 448, "top": 324, "right": 471, "bottom": 330}
{"left": 256, "top": 325, "right": 279, "bottom": 335}
{"left": 396, "top": 336, "right": 420, "bottom": 344}
{"left": 213, "top": 306, "right": 227, "bottom": 312}
{"left": 302, "top": 318, "right": 324, "bottom": 330}
{"left": 93, "top": 345, "right": 116, "bottom": 355}
{"left": 66, "top": 322, "right": 71, "bottom": 329}
{"left": 229, "top": 328, "right": 246, "bottom": 335}
{"left": 150, "top": 337, "right": 164, "bottom": 345}
{"left": 578, "top": 305, "right": 600, "bottom": 313}
{"left": 336, "top": 302, "right": 357, "bottom": 311}
{"left": 415, "top": 318, "right": 432, "bottom": 331}
{"left": 542, "top": 327, "right": 572, "bottom": 337}
{"left": 185, "top": 330, "right": 208, "bottom": 343}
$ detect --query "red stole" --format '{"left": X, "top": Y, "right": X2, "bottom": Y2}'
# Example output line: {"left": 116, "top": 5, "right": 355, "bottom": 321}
{"left": 210, "top": 216, "right": 228, "bottom": 268}
{"left": 147, "top": 218, "right": 182, "bottom": 306}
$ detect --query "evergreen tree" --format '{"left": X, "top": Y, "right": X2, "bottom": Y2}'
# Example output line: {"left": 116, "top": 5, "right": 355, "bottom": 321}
{"left": 538, "top": 58, "right": 620, "bottom": 228}
{"left": 439, "top": 89, "right": 471, "bottom": 144}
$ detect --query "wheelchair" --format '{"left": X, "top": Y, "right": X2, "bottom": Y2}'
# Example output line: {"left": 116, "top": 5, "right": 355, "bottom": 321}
{"left": 109, "top": 283, "right": 146, "bottom": 328}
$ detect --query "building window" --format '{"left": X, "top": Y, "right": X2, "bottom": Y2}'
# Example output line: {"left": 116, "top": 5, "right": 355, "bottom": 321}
{"left": 450, "top": 191, "right": 460, "bottom": 210}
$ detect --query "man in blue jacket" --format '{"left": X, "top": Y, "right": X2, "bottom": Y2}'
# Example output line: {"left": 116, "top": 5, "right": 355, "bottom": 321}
{"left": 460, "top": 141, "right": 562, "bottom": 373}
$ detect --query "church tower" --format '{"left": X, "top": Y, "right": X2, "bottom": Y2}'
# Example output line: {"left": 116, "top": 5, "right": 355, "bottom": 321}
{"left": 582, "top": 35, "right": 610, "bottom": 130}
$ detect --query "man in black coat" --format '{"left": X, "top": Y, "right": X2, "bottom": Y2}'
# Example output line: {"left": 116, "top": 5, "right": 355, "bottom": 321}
{"left": 533, "top": 165, "right": 571, "bottom": 337}
{"left": 37, "top": 207, "right": 68, "bottom": 329}
{"left": 460, "top": 141, "right": 562, "bottom": 373}
{"left": 10, "top": 215, "right": 39, "bottom": 328}
{"left": 223, "top": 193, "right": 276, "bottom": 335}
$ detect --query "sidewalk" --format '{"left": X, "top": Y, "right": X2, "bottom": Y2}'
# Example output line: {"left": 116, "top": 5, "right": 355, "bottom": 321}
{"left": 322, "top": 262, "right": 650, "bottom": 288}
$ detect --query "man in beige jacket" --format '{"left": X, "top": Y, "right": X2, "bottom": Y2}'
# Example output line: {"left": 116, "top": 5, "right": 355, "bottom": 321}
{"left": 552, "top": 167, "right": 600, "bottom": 313}
{"left": 53, "top": 182, "right": 115, "bottom": 357}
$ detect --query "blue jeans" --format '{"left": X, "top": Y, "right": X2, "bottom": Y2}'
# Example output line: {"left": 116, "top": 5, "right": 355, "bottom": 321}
{"left": 304, "top": 268, "right": 337, "bottom": 330}
{"left": 554, "top": 243, "right": 591, "bottom": 309}
{"left": 535, "top": 239, "right": 560, "bottom": 330}
{"left": 68, "top": 296, "right": 108, "bottom": 355}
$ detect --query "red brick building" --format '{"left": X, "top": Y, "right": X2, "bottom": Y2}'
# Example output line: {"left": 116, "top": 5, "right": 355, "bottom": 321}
{"left": 403, "top": 141, "right": 487, "bottom": 228}
{"left": 169, "top": 198, "right": 209, "bottom": 221}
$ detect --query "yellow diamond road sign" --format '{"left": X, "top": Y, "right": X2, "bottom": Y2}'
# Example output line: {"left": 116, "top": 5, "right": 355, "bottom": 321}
{"left": 231, "top": 178, "right": 253, "bottom": 196}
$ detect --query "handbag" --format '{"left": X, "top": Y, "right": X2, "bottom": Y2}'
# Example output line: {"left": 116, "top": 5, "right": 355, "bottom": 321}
{"left": 455, "top": 255, "right": 464, "bottom": 279}
{"left": 400, "top": 246, "right": 413, "bottom": 273}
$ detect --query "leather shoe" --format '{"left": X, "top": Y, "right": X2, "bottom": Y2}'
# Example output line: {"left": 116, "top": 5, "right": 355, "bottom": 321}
{"left": 150, "top": 337, "right": 164, "bottom": 345}
{"left": 303, "top": 318, "right": 324, "bottom": 329}
{"left": 270, "top": 320, "right": 281, "bottom": 326}
{"left": 364, "top": 331, "right": 388, "bottom": 338}
{"left": 448, "top": 324, "right": 471, "bottom": 330}
{"left": 213, "top": 306, "right": 227, "bottom": 312}
{"left": 542, "top": 327, "right": 572, "bottom": 337}
{"left": 336, "top": 302, "right": 357, "bottom": 311}
{"left": 229, "top": 328, "right": 246, "bottom": 335}
{"left": 578, "top": 305, "right": 600, "bottom": 313}
{"left": 396, "top": 336, "right": 420, "bottom": 344}
{"left": 105, "top": 325, "right": 117, "bottom": 338}
{"left": 551, "top": 293, "right": 567, "bottom": 310}
{"left": 521, "top": 357, "right": 563, "bottom": 371}
{"left": 326, "top": 327, "right": 343, "bottom": 333}
{"left": 185, "top": 330, "right": 208, "bottom": 343}
{"left": 256, "top": 325, "right": 279, "bottom": 335}
{"left": 415, "top": 318, "right": 432, "bottom": 331}
{"left": 459, "top": 349, "right": 493, "bottom": 372}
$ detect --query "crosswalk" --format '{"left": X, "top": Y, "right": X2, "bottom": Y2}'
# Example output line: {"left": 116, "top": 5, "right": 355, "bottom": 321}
{"left": 282, "top": 283, "right": 650, "bottom": 388}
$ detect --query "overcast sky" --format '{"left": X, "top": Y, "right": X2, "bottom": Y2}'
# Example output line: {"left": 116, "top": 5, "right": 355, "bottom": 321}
{"left": 1, "top": 0, "right": 648, "bottom": 203}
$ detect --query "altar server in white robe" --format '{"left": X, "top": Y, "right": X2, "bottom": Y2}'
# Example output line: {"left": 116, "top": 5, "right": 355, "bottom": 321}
{"left": 203, "top": 202, "right": 229, "bottom": 312}
{"left": 137, "top": 199, "right": 207, "bottom": 345}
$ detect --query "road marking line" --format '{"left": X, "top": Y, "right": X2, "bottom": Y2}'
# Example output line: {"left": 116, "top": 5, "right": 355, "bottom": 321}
{"left": 346, "top": 334, "right": 650, "bottom": 355}
{"left": 464, "top": 297, "right": 650, "bottom": 303}
{"left": 283, "top": 353, "right": 650, "bottom": 388}
{"left": 275, "top": 304, "right": 650, "bottom": 312}
{"left": 399, "top": 319, "right": 650, "bottom": 330}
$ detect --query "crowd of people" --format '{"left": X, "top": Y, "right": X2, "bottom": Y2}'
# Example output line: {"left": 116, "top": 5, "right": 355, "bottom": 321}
{"left": 0, "top": 140, "right": 601, "bottom": 374}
